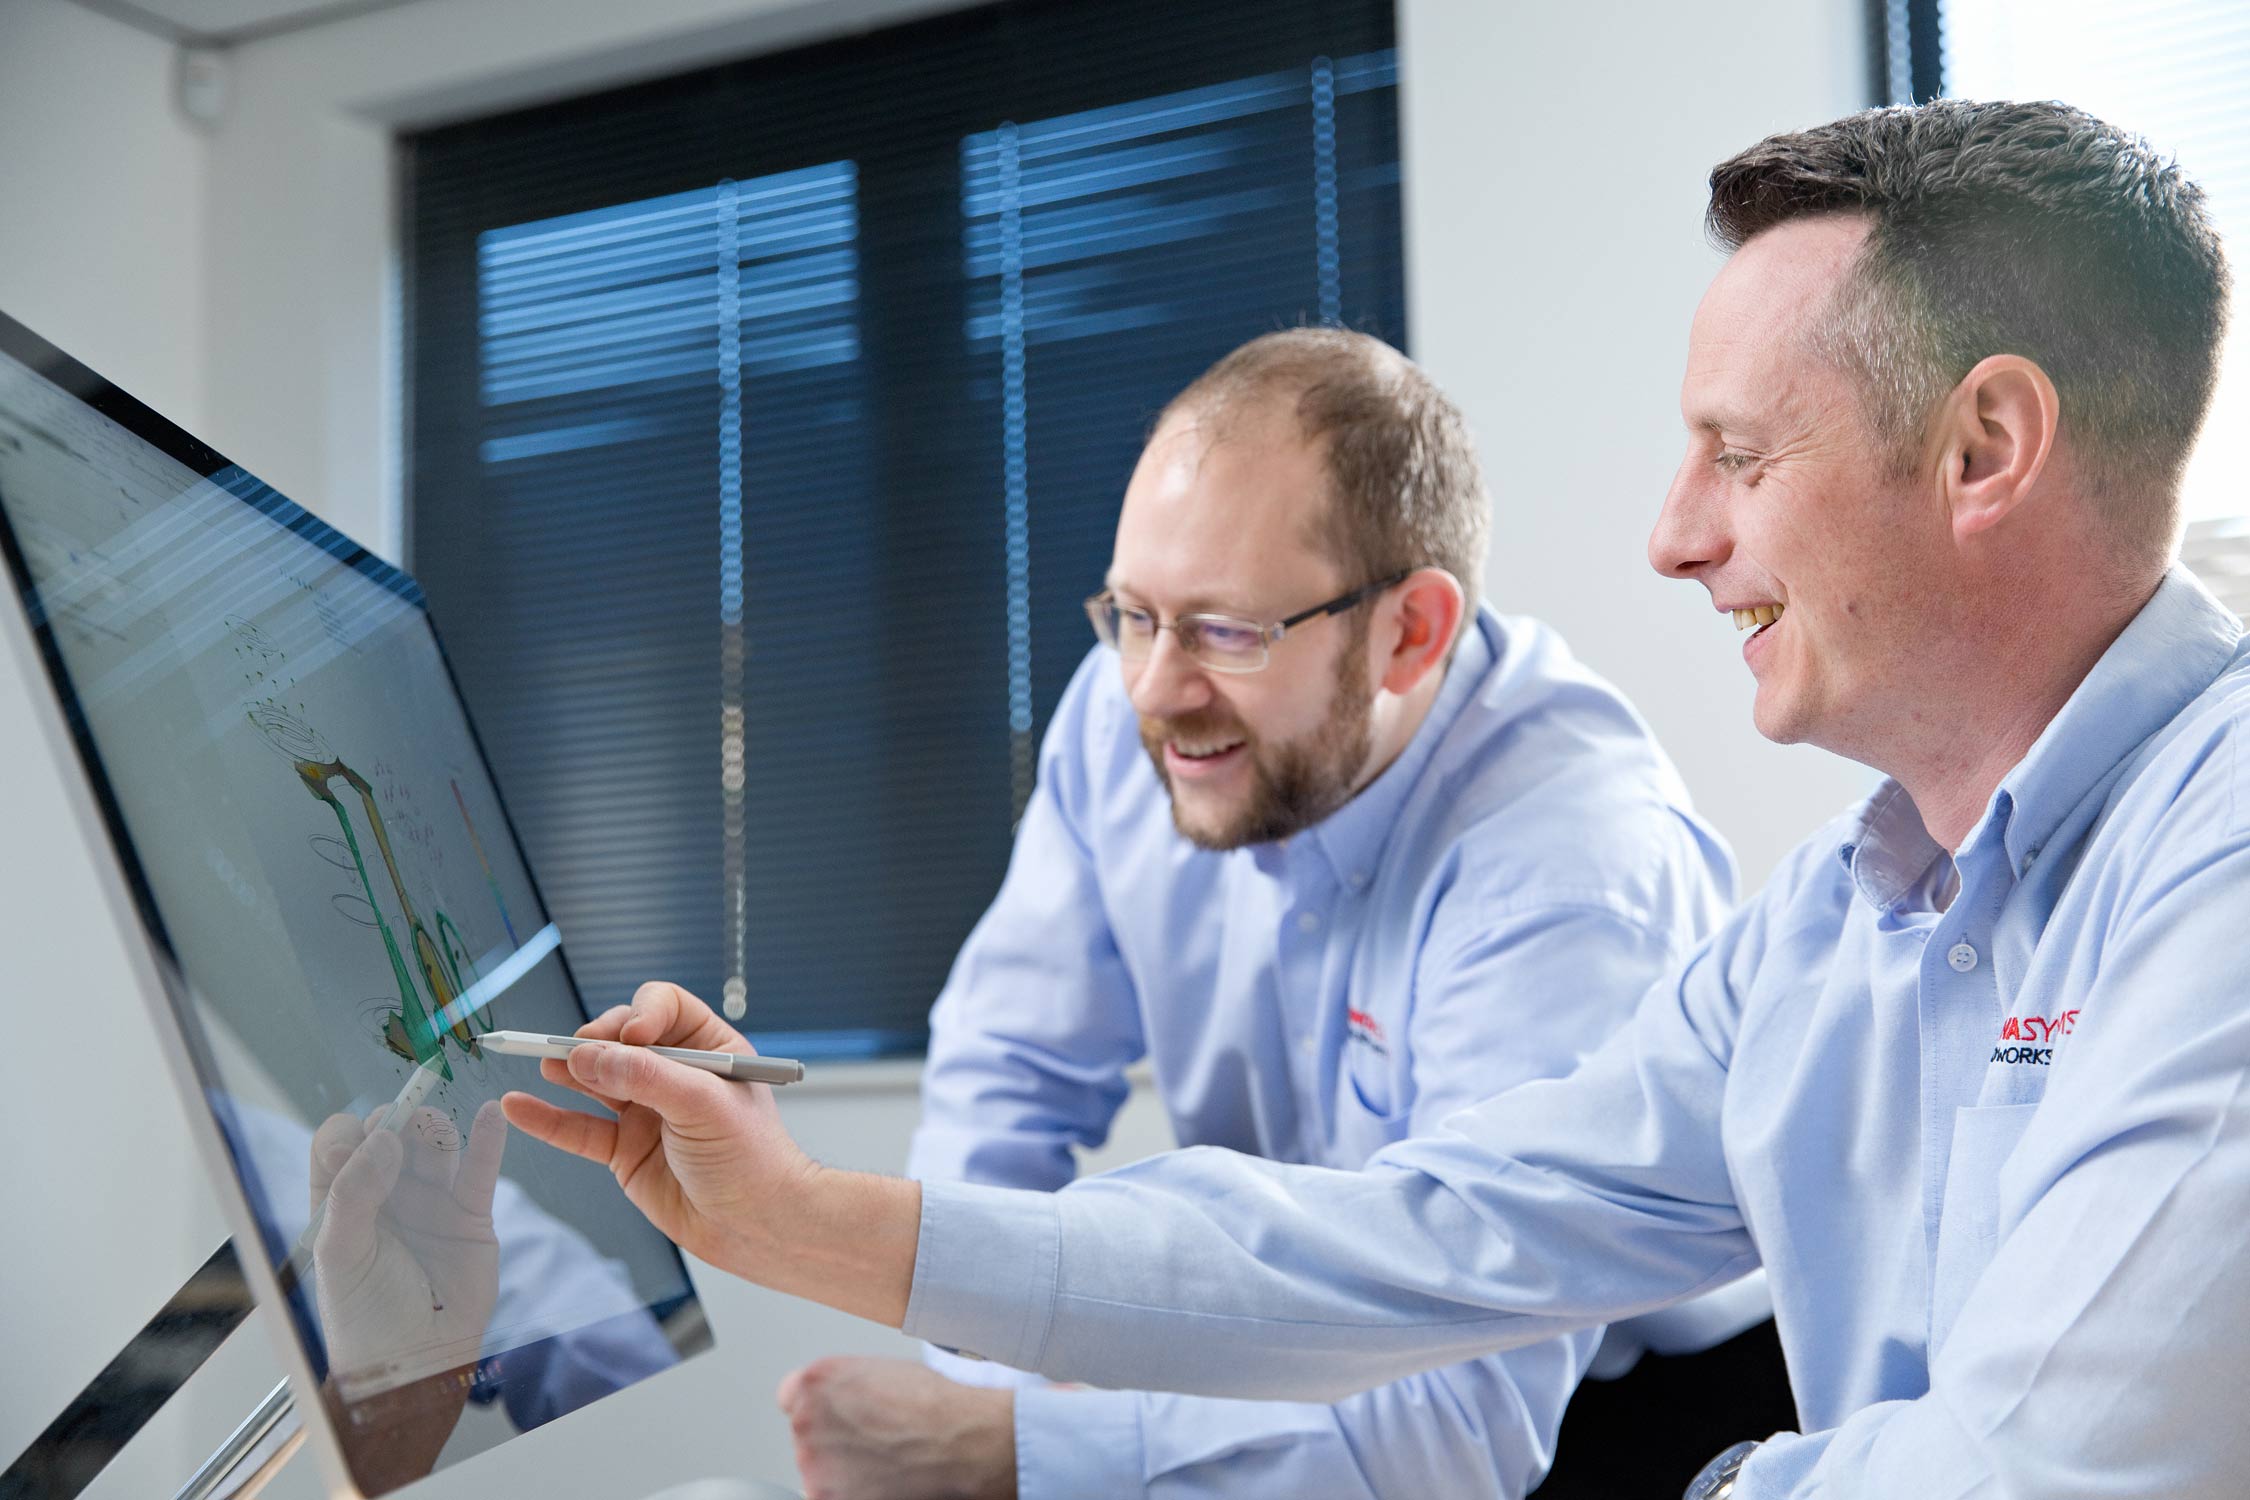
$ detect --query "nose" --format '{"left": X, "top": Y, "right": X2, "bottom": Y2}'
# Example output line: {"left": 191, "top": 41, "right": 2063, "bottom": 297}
{"left": 1648, "top": 447, "right": 1732, "bottom": 581}
{"left": 1124, "top": 628, "right": 1216, "bottom": 720}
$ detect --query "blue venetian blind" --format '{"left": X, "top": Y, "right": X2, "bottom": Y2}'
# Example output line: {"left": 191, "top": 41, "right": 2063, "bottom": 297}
{"left": 406, "top": 0, "right": 1404, "bottom": 1051}
{"left": 964, "top": 51, "right": 1402, "bottom": 809}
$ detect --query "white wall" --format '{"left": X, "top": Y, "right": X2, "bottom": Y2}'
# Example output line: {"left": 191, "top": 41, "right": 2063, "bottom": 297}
{"left": 0, "top": 0, "right": 209, "bottom": 425}
{"left": 0, "top": 5, "right": 229, "bottom": 1493}
{"left": 0, "top": 0, "right": 1874, "bottom": 1493}
{"left": 1405, "top": 0, "right": 1875, "bottom": 882}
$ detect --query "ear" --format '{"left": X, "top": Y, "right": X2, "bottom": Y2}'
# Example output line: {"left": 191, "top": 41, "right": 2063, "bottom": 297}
{"left": 1939, "top": 355, "right": 2060, "bottom": 542}
{"left": 1377, "top": 568, "right": 1467, "bottom": 695}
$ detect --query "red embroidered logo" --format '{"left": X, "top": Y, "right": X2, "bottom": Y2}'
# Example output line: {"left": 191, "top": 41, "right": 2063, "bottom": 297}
{"left": 1991, "top": 1010, "right": 2078, "bottom": 1066}
{"left": 1346, "top": 1007, "right": 1388, "bottom": 1055}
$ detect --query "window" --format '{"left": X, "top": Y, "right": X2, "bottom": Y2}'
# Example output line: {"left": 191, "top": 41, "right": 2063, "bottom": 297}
{"left": 1887, "top": 0, "right": 2250, "bottom": 605}
{"left": 405, "top": 0, "right": 1405, "bottom": 1053}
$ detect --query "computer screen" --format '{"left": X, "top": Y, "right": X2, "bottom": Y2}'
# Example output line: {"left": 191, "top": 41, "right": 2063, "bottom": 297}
{"left": 0, "top": 310, "right": 711, "bottom": 1496}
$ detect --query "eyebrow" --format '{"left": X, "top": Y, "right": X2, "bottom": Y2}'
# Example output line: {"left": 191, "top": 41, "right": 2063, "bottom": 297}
{"left": 1690, "top": 408, "right": 1757, "bottom": 437}
{"left": 1105, "top": 578, "right": 1267, "bottom": 617}
{"left": 1693, "top": 407, "right": 1790, "bottom": 453}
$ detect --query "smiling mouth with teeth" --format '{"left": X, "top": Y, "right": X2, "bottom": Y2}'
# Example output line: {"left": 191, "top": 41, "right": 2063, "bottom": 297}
{"left": 1732, "top": 604, "right": 1787, "bottom": 632}
{"left": 1172, "top": 739, "right": 1245, "bottom": 760}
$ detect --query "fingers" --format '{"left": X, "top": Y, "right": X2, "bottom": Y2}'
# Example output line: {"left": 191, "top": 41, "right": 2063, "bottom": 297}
{"left": 538, "top": 1055, "right": 628, "bottom": 1115}
{"left": 776, "top": 1356, "right": 850, "bottom": 1419}
{"left": 575, "top": 1004, "right": 635, "bottom": 1042}
{"left": 454, "top": 1100, "right": 508, "bottom": 1217}
{"left": 501, "top": 1091, "right": 618, "bottom": 1166}
{"left": 309, "top": 1112, "right": 367, "bottom": 1214}
{"left": 315, "top": 1126, "right": 402, "bottom": 1280}
{"left": 776, "top": 1360, "right": 815, "bottom": 1415}
{"left": 619, "top": 981, "right": 750, "bottom": 1055}
{"left": 566, "top": 1040, "right": 735, "bottom": 1136}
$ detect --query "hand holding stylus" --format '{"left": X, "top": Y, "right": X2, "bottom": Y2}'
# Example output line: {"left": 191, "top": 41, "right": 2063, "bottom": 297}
{"left": 501, "top": 981, "right": 918, "bottom": 1327}
{"left": 501, "top": 983, "right": 810, "bottom": 1265}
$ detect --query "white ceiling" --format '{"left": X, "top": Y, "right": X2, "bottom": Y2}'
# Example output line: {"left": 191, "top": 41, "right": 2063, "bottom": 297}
{"left": 67, "top": 0, "right": 431, "bottom": 46}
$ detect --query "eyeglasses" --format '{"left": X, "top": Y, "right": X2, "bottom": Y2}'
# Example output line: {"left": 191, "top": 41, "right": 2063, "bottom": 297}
{"left": 1084, "top": 570, "right": 1413, "bottom": 674}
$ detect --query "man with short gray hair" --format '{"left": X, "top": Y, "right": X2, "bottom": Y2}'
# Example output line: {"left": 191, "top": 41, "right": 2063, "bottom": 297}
{"left": 505, "top": 100, "right": 2250, "bottom": 1497}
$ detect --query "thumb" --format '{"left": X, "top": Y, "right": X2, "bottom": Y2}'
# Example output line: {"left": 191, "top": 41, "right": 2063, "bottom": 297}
{"left": 777, "top": 1357, "right": 837, "bottom": 1421}
{"left": 316, "top": 1126, "right": 402, "bottom": 1280}
{"left": 567, "top": 1042, "right": 736, "bottom": 1135}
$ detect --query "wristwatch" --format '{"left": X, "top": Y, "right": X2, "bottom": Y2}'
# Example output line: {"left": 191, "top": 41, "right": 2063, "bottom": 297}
{"left": 1683, "top": 1439, "right": 1761, "bottom": 1500}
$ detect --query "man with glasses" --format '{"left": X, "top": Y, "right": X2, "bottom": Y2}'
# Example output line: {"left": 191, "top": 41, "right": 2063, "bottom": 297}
{"left": 761, "top": 329, "right": 1750, "bottom": 1498}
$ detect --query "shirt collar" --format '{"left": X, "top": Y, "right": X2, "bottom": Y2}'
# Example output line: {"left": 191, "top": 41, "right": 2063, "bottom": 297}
{"left": 1836, "top": 565, "right": 2242, "bottom": 905}
{"left": 1984, "top": 565, "right": 2241, "bottom": 878}
{"left": 1291, "top": 605, "right": 1499, "bottom": 892}
{"left": 1837, "top": 779, "right": 1947, "bottom": 914}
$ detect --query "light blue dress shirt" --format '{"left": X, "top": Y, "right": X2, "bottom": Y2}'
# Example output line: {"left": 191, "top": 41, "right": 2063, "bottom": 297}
{"left": 907, "top": 605, "right": 1737, "bottom": 1498}
{"left": 904, "top": 568, "right": 2250, "bottom": 1499}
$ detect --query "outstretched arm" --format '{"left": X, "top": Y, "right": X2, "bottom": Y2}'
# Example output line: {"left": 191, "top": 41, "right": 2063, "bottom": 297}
{"left": 505, "top": 926, "right": 1758, "bottom": 1401}
{"left": 900, "top": 932, "right": 1757, "bottom": 1399}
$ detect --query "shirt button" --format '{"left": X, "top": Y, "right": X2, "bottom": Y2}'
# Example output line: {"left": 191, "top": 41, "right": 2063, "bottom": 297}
{"left": 1299, "top": 1036, "right": 1315, "bottom": 1055}
{"left": 1947, "top": 942, "right": 1979, "bottom": 972}
{"left": 1297, "top": 910, "right": 1321, "bottom": 934}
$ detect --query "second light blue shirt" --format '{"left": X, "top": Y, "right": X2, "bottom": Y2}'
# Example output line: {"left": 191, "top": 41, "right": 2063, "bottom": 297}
{"left": 908, "top": 605, "right": 1736, "bottom": 1498}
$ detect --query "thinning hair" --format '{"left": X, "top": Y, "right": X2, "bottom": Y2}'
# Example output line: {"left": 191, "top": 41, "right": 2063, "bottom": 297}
{"left": 1707, "top": 99, "right": 2231, "bottom": 566}
{"left": 1157, "top": 328, "right": 1490, "bottom": 621}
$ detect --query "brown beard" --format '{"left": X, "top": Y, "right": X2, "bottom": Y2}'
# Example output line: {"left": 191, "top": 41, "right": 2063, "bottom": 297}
{"left": 1139, "top": 617, "right": 1374, "bottom": 851}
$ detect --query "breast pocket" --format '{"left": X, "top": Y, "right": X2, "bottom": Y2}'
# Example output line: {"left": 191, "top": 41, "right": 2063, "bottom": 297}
{"left": 1929, "top": 1100, "right": 2040, "bottom": 1356}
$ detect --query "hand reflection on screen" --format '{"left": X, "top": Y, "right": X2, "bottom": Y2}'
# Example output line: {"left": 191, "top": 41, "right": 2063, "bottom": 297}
{"left": 307, "top": 1100, "right": 506, "bottom": 1478}
{"left": 235, "top": 1085, "right": 680, "bottom": 1448}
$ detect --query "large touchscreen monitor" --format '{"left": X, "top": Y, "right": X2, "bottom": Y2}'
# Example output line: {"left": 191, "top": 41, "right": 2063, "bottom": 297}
{"left": 0, "top": 309, "right": 711, "bottom": 1497}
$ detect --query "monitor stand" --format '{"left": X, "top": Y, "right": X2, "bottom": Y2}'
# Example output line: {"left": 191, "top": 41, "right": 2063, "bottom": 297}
{"left": 181, "top": 1393, "right": 792, "bottom": 1500}
{"left": 175, "top": 1378, "right": 299, "bottom": 1500}
{"left": 175, "top": 1389, "right": 802, "bottom": 1500}
{"left": 1, "top": 1241, "right": 257, "bottom": 1500}
{"left": 178, "top": 1393, "right": 794, "bottom": 1500}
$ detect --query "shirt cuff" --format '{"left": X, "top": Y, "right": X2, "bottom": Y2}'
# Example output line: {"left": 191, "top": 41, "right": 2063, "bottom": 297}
{"left": 1015, "top": 1385, "right": 1147, "bottom": 1500}
{"left": 924, "top": 1343, "right": 1052, "bottom": 1390}
{"left": 901, "top": 1178, "right": 1062, "bottom": 1372}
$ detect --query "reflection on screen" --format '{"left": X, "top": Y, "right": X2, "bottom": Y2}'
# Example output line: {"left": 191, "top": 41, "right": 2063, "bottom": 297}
{"left": 0, "top": 338, "right": 709, "bottom": 1494}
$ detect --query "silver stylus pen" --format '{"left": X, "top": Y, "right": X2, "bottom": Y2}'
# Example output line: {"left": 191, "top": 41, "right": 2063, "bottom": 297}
{"left": 479, "top": 1028, "right": 806, "bottom": 1085}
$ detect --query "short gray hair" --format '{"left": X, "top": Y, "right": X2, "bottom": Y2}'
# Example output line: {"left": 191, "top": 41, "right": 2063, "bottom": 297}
{"left": 1708, "top": 99, "right": 2231, "bottom": 565}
